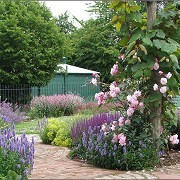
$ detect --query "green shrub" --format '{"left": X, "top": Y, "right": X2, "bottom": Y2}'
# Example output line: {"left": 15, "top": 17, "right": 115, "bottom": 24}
{"left": 69, "top": 112, "right": 160, "bottom": 170}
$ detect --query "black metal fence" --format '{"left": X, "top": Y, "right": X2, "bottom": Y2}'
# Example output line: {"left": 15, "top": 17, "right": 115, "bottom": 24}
{"left": 0, "top": 83, "right": 99, "bottom": 106}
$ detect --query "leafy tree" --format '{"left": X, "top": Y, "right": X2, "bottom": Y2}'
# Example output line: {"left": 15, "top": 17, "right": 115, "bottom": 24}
{"left": 0, "top": 0, "right": 64, "bottom": 85}
{"left": 67, "top": 1, "right": 120, "bottom": 83}
{"left": 56, "top": 11, "right": 77, "bottom": 34}
{"left": 110, "top": 0, "right": 179, "bottom": 146}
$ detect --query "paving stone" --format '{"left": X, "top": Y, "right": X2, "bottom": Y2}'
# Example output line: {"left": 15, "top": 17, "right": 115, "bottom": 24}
{"left": 26, "top": 134, "right": 180, "bottom": 179}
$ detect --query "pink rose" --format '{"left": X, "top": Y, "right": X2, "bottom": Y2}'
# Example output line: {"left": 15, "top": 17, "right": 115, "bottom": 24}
{"left": 158, "top": 71, "right": 163, "bottom": 75}
{"left": 92, "top": 72, "right": 99, "bottom": 78}
{"left": 110, "top": 64, "right": 118, "bottom": 75}
{"left": 118, "top": 54, "right": 125, "bottom": 60}
{"left": 112, "top": 134, "right": 119, "bottom": 143}
{"left": 125, "top": 119, "right": 131, "bottom": 125}
{"left": 118, "top": 133, "right": 126, "bottom": 146}
{"left": 127, "top": 107, "right": 135, "bottom": 117}
{"left": 166, "top": 72, "right": 172, "bottom": 79}
{"left": 169, "top": 134, "right": 179, "bottom": 145}
{"left": 138, "top": 102, "right": 144, "bottom": 108}
{"left": 95, "top": 92, "right": 106, "bottom": 105}
{"left": 90, "top": 78, "right": 97, "bottom": 86}
{"left": 118, "top": 117, "right": 124, "bottom": 126}
{"left": 153, "top": 84, "right": 158, "bottom": 91}
{"left": 133, "top": 90, "right": 141, "bottom": 97}
{"left": 160, "top": 86, "right": 167, "bottom": 94}
{"left": 160, "top": 78, "right": 167, "bottom": 85}
{"left": 153, "top": 62, "right": 159, "bottom": 70}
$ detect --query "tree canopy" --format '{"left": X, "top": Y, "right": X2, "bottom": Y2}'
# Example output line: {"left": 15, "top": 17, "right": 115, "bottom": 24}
{"left": 0, "top": 0, "right": 64, "bottom": 85}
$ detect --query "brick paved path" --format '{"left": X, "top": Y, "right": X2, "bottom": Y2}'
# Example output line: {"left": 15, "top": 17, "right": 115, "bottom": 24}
{"left": 28, "top": 135, "right": 180, "bottom": 179}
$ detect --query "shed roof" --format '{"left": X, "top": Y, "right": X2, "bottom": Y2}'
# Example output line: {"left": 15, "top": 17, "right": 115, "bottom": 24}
{"left": 57, "top": 64, "right": 100, "bottom": 74}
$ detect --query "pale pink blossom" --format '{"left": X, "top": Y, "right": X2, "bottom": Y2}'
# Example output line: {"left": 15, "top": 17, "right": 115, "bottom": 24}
{"left": 112, "top": 121, "right": 118, "bottom": 127}
{"left": 111, "top": 124, "right": 116, "bottom": 131}
{"left": 95, "top": 92, "right": 106, "bottom": 105}
{"left": 127, "top": 107, "right": 135, "bottom": 117}
{"left": 127, "top": 95, "right": 132, "bottom": 102}
{"left": 169, "top": 134, "right": 179, "bottom": 145}
{"left": 138, "top": 102, "right": 144, "bottom": 108}
{"left": 160, "top": 78, "right": 167, "bottom": 85}
{"left": 109, "top": 82, "right": 120, "bottom": 97}
{"left": 133, "top": 90, "right": 141, "bottom": 97}
{"left": 110, "top": 64, "right": 119, "bottom": 75}
{"left": 118, "top": 133, "right": 126, "bottom": 146}
{"left": 118, "top": 117, "right": 124, "bottom": 126}
{"left": 125, "top": 119, "right": 131, "bottom": 125}
{"left": 153, "top": 62, "right": 159, "bottom": 70}
{"left": 153, "top": 84, "right": 158, "bottom": 91}
{"left": 158, "top": 71, "right": 163, "bottom": 75}
{"left": 160, "top": 86, "right": 167, "bottom": 94}
{"left": 112, "top": 134, "right": 119, "bottom": 143}
{"left": 101, "top": 123, "right": 109, "bottom": 132}
{"left": 90, "top": 78, "right": 97, "bottom": 86}
{"left": 92, "top": 72, "right": 99, "bottom": 78}
{"left": 130, "top": 96, "right": 139, "bottom": 107}
{"left": 166, "top": 72, "right": 172, "bottom": 79}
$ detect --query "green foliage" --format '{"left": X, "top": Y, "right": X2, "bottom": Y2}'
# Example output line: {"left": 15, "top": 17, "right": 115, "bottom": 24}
{"left": 0, "top": 147, "right": 27, "bottom": 179}
{"left": 69, "top": 112, "right": 160, "bottom": 170}
{"left": 39, "top": 115, "right": 92, "bottom": 147}
{"left": 0, "top": 170, "right": 20, "bottom": 180}
{"left": 66, "top": 1, "right": 120, "bottom": 83}
{"left": 0, "top": 0, "right": 64, "bottom": 85}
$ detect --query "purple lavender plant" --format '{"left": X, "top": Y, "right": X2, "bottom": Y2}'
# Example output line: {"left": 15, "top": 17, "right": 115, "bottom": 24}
{"left": 0, "top": 124, "right": 35, "bottom": 177}
{"left": 71, "top": 112, "right": 121, "bottom": 142}
{"left": 0, "top": 100, "right": 25, "bottom": 123}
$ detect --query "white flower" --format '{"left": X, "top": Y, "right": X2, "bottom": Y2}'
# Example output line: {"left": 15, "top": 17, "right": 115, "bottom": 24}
{"left": 153, "top": 84, "right": 158, "bottom": 91}
{"left": 160, "top": 78, "right": 167, "bottom": 85}
{"left": 160, "top": 86, "right": 167, "bottom": 93}
{"left": 166, "top": 72, "right": 172, "bottom": 79}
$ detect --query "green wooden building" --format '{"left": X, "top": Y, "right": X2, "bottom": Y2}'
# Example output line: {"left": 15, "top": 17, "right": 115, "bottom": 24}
{"left": 32, "top": 64, "right": 100, "bottom": 100}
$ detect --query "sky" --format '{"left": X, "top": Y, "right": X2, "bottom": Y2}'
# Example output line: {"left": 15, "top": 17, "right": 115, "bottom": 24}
{"left": 41, "top": 1, "right": 95, "bottom": 27}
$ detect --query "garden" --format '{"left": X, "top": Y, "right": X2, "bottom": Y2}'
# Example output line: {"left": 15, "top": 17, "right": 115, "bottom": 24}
{"left": 0, "top": 0, "right": 180, "bottom": 179}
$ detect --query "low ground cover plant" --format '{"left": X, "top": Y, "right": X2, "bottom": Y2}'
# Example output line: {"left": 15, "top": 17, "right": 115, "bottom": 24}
{"left": 29, "top": 94, "right": 84, "bottom": 119}
{"left": 37, "top": 114, "right": 92, "bottom": 147}
{"left": 0, "top": 117, "right": 35, "bottom": 179}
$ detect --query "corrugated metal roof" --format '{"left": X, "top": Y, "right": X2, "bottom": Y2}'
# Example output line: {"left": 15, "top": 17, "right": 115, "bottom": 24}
{"left": 57, "top": 64, "right": 100, "bottom": 74}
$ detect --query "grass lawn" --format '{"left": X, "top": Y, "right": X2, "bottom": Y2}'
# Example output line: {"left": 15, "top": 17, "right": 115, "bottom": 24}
{"left": 15, "top": 113, "right": 92, "bottom": 134}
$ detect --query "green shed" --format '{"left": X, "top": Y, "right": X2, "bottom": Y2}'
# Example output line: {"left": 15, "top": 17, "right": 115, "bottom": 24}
{"left": 32, "top": 64, "right": 100, "bottom": 100}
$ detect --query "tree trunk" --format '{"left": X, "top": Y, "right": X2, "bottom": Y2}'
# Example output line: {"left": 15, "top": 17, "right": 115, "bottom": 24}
{"left": 147, "top": 1, "right": 161, "bottom": 148}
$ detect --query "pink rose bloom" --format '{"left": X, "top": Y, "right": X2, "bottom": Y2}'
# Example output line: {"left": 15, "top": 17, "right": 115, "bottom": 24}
{"left": 112, "top": 134, "right": 119, "bottom": 143}
{"left": 158, "top": 71, "right": 163, "bottom": 75}
{"left": 101, "top": 123, "right": 109, "bottom": 132}
{"left": 109, "top": 82, "right": 120, "bottom": 97}
{"left": 160, "top": 86, "right": 167, "bottom": 94}
{"left": 153, "top": 84, "right": 158, "bottom": 91}
{"left": 130, "top": 96, "right": 139, "bottom": 107}
{"left": 133, "top": 90, "right": 141, "bottom": 97}
{"left": 138, "top": 102, "right": 144, "bottom": 108}
{"left": 113, "top": 121, "right": 118, "bottom": 127}
{"left": 153, "top": 62, "right": 159, "bottom": 70}
{"left": 169, "top": 134, "right": 179, "bottom": 145}
{"left": 111, "top": 124, "right": 116, "bottom": 131}
{"left": 118, "top": 117, "right": 124, "bottom": 126}
{"left": 90, "top": 78, "right": 97, "bottom": 86}
{"left": 127, "top": 95, "right": 132, "bottom": 102}
{"left": 125, "top": 119, "right": 131, "bottom": 125}
{"left": 92, "top": 72, "right": 99, "bottom": 78}
{"left": 166, "top": 72, "right": 172, "bottom": 79}
{"left": 95, "top": 92, "right": 106, "bottom": 105}
{"left": 127, "top": 107, "right": 135, "bottom": 117}
{"left": 110, "top": 64, "right": 118, "bottom": 75}
{"left": 118, "top": 133, "right": 126, "bottom": 146}
{"left": 160, "top": 78, "right": 167, "bottom": 85}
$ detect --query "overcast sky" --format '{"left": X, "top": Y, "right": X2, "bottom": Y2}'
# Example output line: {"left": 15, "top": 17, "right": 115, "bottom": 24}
{"left": 41, "top": 1, "right": 95, "bottom": 27}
